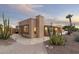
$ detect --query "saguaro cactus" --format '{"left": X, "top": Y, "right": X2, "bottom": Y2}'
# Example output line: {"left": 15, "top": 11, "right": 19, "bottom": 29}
{"left": 0, "top": 24, "right": 3, "bottom": 38}
{"left": 0, "top": 13, "right": 11, "bottom": 40}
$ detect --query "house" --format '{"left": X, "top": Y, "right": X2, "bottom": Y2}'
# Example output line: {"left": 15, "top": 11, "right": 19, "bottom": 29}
{"left": 18, "top": 15, "right": 63, "bottom": 38}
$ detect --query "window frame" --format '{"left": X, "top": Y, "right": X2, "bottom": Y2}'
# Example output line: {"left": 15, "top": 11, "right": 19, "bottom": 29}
{"left": 23, "top": 24, "right": 29, "bottom": 34}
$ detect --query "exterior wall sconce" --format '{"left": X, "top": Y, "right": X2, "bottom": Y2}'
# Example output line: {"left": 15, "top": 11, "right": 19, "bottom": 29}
{"left": 55, "top": 28, "right": 58, "bottom": 32}
{"left": 45, "top": 27, "right": 48, "bottom": 31}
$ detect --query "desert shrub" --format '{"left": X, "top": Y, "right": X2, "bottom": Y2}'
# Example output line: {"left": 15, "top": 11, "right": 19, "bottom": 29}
{"left": 49, "top": 34, "right": 65, "bottom": 45}
{"left": 63, "top": 26, "right": 79, "bottom": 31}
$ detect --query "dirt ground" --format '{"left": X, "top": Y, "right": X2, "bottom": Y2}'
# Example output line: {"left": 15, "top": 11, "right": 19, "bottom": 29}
{"left": 0, "top": 34, "right": 47, "bottom": 54}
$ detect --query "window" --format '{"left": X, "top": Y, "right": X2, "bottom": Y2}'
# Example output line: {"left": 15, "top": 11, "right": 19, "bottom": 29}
{"left": 24, "top": 25, "right": 29, "bottom": 34}
{"left": 34, "top": 27, "right": 36, "bottom": 34}
{"left": 44, "top": 26, "right": 49, "bottom": 36}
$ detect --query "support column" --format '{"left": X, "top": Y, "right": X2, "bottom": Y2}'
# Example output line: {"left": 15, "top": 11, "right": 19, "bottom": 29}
{"left": 29, "top": 19, "right": 34, "bottom": 38}
{"left": 36, "top": 15, "right": 44, "bottom": 38}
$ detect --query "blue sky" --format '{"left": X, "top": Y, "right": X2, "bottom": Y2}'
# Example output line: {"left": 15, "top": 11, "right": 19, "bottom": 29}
{"left": 0, "top": 4, "right": 79, "bottom": 27}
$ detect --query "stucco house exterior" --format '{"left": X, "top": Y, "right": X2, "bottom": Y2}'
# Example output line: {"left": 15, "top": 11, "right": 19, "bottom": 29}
{"left": 18, "top": 15, "right": 63, "bottom": 38}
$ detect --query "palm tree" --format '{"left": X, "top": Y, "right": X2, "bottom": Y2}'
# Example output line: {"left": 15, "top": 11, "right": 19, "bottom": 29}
{"left": 66, "top": 14, "right": 73, "bottom": 26}
{"left": 66, "top": 14, "right": 73, "bottom": 34}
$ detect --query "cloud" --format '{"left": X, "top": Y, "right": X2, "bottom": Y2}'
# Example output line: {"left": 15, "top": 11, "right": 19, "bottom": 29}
{"left": 8, "top": 4, "right": 54, "bottom": 19}
{"left": 8, "top": 4, "right": 43, "bottom": 14}
{"left": 51, "top": 13, "right": 79, "bottom": 26}
{"left": 7, "top": 4, "right": 79, "bottom": 26}
{"left": 8, "top": 4, "right": 43, "bottom": 12}
{"left": 44, "top": 10, "right": 79, "bottom": 26}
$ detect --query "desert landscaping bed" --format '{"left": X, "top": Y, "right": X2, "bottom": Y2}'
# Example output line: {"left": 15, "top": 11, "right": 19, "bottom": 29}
{"left": 44, "top": 32, "right": 79, "bottom": 54}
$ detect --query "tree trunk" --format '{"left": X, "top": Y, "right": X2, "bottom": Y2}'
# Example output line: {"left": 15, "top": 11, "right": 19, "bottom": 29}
{"left": 69, "top": 18, "right": 72, "bottom": 26}
{"left": 68, "top": 18, "right": 72, "bottom": 35}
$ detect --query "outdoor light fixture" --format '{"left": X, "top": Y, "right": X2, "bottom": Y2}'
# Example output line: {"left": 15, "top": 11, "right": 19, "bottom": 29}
{"left": 55, "top": 28, "right": 58, "bottom": 31}
{"left": 45, "top": 27, "right": 48, "bottom": 31}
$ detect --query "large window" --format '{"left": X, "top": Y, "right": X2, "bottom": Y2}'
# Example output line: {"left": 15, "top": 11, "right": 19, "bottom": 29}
{"left": 24, "top": 25, "right": 29, "bottom": 34}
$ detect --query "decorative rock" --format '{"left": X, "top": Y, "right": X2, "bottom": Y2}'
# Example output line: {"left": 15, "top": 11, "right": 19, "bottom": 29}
{"left": 45, "top": 45, "right": 49, "bottom": 48}
{"left": 49, "top": 46, "right": 53, "bottom": 49}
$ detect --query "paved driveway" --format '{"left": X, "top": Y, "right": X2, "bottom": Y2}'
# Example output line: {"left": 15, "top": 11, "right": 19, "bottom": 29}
{"left": 0, "top": 34, "right": 48, "bottom": 54}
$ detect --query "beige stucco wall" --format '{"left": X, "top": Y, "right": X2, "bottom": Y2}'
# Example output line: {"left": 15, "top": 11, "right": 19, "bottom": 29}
{"left": 36, "top": 15, "right": 44, "bottom": 38}
{"left": 19, "top": 18, "right": 34, "bottom": 38}
{"left": 19, "top": 15, "right": 44, "bottom": 38}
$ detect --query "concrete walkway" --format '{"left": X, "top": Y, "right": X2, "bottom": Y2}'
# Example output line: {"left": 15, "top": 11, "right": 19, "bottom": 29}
{"left": 11, "top": 34, "right": 49, "bottom": 45}
{"left": 0, "top": 34, "right": 48, "bottom": 54}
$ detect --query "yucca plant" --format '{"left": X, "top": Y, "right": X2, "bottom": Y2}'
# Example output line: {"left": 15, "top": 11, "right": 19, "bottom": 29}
{"left": 0, "top": 13, "right": 11, "bottom": 40}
